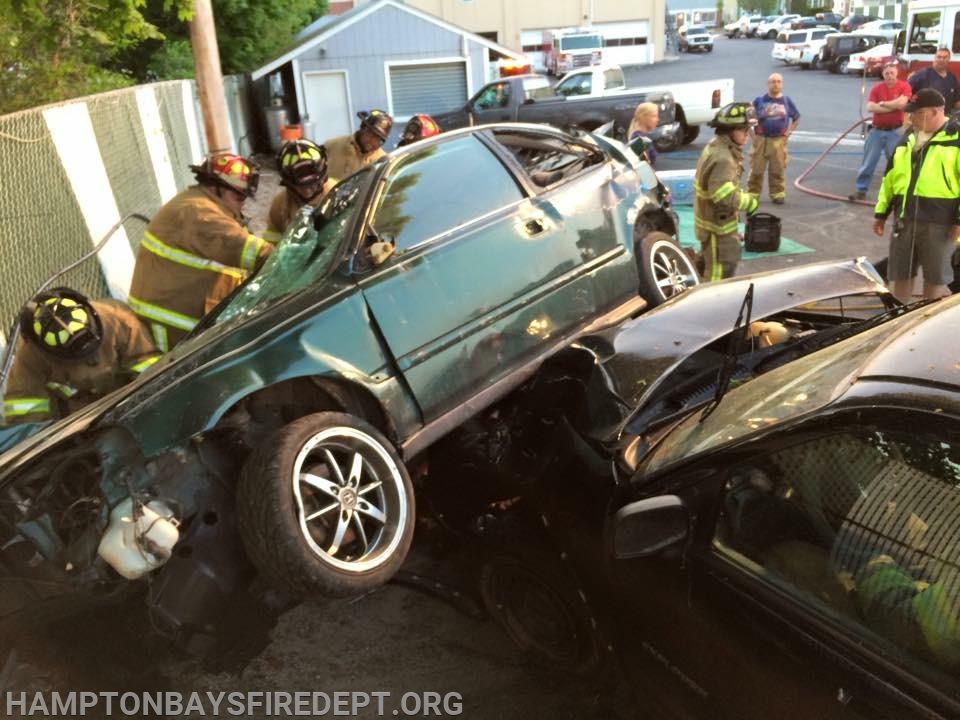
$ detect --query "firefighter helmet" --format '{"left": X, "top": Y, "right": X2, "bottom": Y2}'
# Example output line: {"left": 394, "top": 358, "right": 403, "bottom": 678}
{"left": 708, "top": 102, "right": 757, "bottom": 129}
{"left": 398, "top": 114, "right": 441, "bottom": 147}
{"left": 278, "top": 139, "right": 328, "bottom": 193}
{"left": 357, "top": 110, "right": 393, "bottom": 142}
{"left": 191, "top": 153, "right": 261, "bottom": 198}
{"left": 20, "top": 288, "right": 103, "bottom": 359}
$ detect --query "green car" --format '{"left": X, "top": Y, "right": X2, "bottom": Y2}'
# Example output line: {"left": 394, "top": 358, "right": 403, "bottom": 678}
{"left": 0, "top": 123, "right": 698, "bottom": 637}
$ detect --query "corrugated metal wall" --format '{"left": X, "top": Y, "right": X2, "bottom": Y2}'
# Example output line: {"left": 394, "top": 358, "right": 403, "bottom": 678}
{"left": 296, "top": 4, "right": 488, "bottom": 129}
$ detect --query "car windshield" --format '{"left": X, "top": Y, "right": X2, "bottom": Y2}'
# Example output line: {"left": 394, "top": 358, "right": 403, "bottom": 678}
{"left": 215, "top": 169, "right": 372, "bottom": 323}
{"left": 639, "top": 312, "right": 908, "bottom": 478}
{"left": 687, "top": 26, "right": 707, "bottom": 34}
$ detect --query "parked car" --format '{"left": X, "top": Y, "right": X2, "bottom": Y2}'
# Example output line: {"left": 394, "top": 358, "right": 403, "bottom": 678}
{"left": 679, "top": 25, "right": 714, "bottom": 52}
{"left": 848, "top": 42, "right": 897, "bottom": 75}
{"left": 773, "top": 29, "right": 810, "bottom": 62}
{"left": 430, "top": 263, "right": 960, "bottom": 719}
{"left": 748, "top": 15, "right": 778, "bottom": 36}
{"left": 853, "top": 19, "right": 905, "bottom": 41}
{"left": 840, "top": 13, "right": 881, "bottom": 32}
{"left": 0, "top": 122, "right": 700, "bottom": 640}
{"left": 819, "top": 32, "right": 888, "bottom": 73}
{"left": 725, "top": 15, "right": 761, "bottom": 38}
{"left": 782, "top": 27, "right": 836, "bottom": 68}
{"left": 815, "top": 11, "right": 844, "bottom": 28}
{"left": 757, "top": 14, "right": 801, "bottom": 39}
{"left": 790, "top": 16, "right": 820, "bottom": 29}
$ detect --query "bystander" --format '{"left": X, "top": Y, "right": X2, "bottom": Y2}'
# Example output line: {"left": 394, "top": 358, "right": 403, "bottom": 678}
{"left": 850, "top": 63, "right": 911, "bottom": 201}
{"left": 748, "top": 73, "right": 800, "bottom": 205}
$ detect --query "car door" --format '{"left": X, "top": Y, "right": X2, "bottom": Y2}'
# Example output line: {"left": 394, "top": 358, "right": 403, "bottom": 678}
{"left": 608, "top": 411, "right": 960, "bottom": 719}
{"left": 357, "top": 129, "right": 630, "bottom": 421}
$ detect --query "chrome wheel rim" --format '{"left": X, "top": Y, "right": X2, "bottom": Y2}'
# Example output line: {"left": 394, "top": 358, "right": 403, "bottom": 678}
{"left": 650, "top": 239, "right": 698, "bottom": 300}
{"left": 291, "top": 426, "right": 407, "bottom": 572}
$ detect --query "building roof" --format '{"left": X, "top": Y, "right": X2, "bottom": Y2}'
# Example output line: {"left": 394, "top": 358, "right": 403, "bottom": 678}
{"left": 252, "top": 0, "right": 525, "bottom": 81}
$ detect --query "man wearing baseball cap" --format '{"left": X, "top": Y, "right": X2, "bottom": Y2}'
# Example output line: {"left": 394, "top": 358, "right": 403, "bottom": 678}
{"left": 873, "top": 87, "right": 960, "bottom": 302}
{"left": 849, "top": 62, "right": 911, "bottom": 202}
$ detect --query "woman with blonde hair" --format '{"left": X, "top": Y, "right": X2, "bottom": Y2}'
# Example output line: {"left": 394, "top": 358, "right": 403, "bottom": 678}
{"left": 627, "top": 101, "right": 660, "bottom": 165}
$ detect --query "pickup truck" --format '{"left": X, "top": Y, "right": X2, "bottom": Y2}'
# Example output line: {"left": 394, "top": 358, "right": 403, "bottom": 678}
{"left": 552, "top": 64, "right": 734, "bottom": 148}
{"left": 432, "top": 73, "right": 682, "bottom": 149}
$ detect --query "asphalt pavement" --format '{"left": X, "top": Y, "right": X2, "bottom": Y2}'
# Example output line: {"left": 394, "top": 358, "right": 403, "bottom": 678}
{"left": 629, "top": 35, "right": 890, "bottom": 276}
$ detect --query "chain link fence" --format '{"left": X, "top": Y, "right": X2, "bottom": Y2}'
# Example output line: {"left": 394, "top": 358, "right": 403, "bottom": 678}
{"left": 0, "top": 81, "right": 208, "bottom": 352}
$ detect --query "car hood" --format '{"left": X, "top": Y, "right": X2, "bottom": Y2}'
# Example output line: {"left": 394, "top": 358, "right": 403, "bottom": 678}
{"left": 571, "top": 258, "right": 887, "bottom": 435}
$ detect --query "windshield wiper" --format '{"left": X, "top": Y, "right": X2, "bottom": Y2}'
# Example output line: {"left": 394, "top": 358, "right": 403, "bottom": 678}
{"left": 700, "top": 282, "right": 754, "bottom": 423}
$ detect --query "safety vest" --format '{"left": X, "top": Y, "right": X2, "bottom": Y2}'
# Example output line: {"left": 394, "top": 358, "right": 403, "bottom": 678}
{"left": 693, "top": 134, "right": 756, "bottom": 241}
{"left": 876, "top": 122, "right": 960, "bottom": 226}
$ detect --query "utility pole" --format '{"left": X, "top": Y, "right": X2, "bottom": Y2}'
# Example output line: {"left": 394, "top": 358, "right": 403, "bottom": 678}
{"left": 188, "top": 0, "right": 232, "bottom": 154}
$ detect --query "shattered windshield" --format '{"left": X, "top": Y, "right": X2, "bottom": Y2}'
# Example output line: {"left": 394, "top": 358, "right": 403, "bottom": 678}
{"left": 216, "top": 170, "right": 371, "bottom": 323}
{"left": 639, "top": 313, "right": 906, "bottom": 478}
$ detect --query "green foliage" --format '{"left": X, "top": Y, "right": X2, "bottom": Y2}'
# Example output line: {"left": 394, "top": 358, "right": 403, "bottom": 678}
{"left": 0, "top": 0, "right": 326, "bottom": 114}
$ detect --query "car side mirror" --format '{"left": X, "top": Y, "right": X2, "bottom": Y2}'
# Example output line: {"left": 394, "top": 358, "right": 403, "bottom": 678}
{"left": 611, "top": 495, "right": 688, "bottom": 559}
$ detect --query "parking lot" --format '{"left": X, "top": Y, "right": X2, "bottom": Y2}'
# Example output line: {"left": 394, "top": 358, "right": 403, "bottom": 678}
{"left": 6, "top": 34, "right": 925, "bottom": 720}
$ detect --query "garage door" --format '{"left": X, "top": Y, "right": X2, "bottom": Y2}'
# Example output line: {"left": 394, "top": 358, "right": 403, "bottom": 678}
{"left": 595, "top": 21, "right": 652, "bottom": 66}
{"left": 389, "top": 62, "right": 468, "bottom": 118}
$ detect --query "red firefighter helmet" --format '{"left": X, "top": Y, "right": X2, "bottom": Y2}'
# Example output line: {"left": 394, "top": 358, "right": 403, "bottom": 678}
{"left": 398, "top": 114, "right": 441, "bottom": 147}
{"left": 191, "top": 153, "right": 261, "bottom": 198}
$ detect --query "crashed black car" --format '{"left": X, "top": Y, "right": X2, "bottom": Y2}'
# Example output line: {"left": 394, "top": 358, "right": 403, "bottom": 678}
{"left": 426, "top": 259, "right": 960, "bottom": 718}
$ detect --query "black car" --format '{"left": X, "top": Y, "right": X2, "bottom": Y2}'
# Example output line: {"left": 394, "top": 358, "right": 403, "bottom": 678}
{"left": 840, "top": 13, "right": 881, "bottom": 32}
{"left": 819, "top": 32, "right": 888, "bottom": 73}
{"left": 790, "top": 16, "right": 819, "bottom": 29}
{"left": 428, "top": 262, "right": 960, "bottom": 718}
{"left": 816, "top": 11, "right": 844, "bottom": 28}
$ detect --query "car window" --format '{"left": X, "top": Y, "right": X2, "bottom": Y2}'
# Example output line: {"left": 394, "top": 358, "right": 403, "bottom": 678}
{"left": 371, "top": 135, "right": 524, "bottom": 252}
{"left": 522, "top": 76, "right": 555, "bottom": 101}
{"left": 474, "top": 82, "right": 510, "bottom": 110}
{"left": 713, "top": 418, "right": 960, "bottom": 694}
{"left": 603, "top": 68, "right": 623, "bottom": 90}
{"left": 812, "top": 29, "right": 830, "bottom": 40}
{"left": 491, "top": 129, "right": 606, "bottom": 188}
{"left": 556, "top": 74, "right": 592, "bottom": 96}
{"left": 216, "top": 170, "right": 372, "bottom": 322}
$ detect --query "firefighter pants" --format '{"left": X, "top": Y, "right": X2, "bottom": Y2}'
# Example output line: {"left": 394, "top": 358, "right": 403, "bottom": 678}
{"left": 701, "top": 232, "right": 741, "bottom": 281}
{"left": 748, "top": 136, "right": 789, "bottom": 201}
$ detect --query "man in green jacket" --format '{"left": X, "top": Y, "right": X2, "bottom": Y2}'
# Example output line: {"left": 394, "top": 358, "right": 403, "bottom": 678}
{"left": 873, "top": 88, "right": 960, "bottom": 303}
{"left": 694, "top": 102, "right": 760, "bottom": 281}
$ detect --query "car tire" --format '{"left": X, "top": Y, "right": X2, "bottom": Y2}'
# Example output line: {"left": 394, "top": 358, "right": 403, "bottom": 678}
{"left": 635, "top": 230, "right": 700, "bottom": 307}
{"left": 810, "top": 55, "right": 819, "bottom": 70}
{"left": 682, "top": 122, "right": 700, "bottom": 145}
{"left": 838, "top": 56, "right": 850, "bottom": 74}
{"left": 236, "top": 412, "right": 415, "bottom": 597}
{"left": 480, "top": 545, "right": 601, "bottom": 675}
{"left": 766, "top": 30, "right": 777, "bottom": 39}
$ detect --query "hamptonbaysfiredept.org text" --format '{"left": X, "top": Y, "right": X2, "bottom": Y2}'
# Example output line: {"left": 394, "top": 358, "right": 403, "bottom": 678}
{"left": 6, "top": 691, "right": 464, "bottom": 716}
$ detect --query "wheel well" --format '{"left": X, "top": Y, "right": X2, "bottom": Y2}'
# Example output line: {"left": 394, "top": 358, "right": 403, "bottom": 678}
{"left": 634, "top": 210, "right": 678, "bottom": 240}
{"left": 212, "top": 376, "right": 395, "bottom": 448}
{"left": 675, "top": 105, "right": 687, "bottom": 129}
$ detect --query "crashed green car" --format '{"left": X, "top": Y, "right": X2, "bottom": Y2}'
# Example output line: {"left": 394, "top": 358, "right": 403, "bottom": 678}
{"left": 0, "top": 123, "right": 698, "bottom": 638}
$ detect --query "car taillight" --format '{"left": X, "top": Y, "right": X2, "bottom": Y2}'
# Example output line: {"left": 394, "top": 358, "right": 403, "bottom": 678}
{"left": 591, "top": 50, "right": 602, "bottom": 62}
{"left": 711, "top": 89, "right": 720, "bottom": 108}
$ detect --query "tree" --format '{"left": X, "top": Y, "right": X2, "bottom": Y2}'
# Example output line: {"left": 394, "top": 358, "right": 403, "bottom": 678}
{"left": 0, "top": 0, "right": 326, "bottom": 114}
{"left": 119, "top": 0, "right": 328, "bottom": 81}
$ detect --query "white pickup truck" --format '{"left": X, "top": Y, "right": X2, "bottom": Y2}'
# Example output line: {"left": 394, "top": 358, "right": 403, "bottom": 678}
{"left": 554, "top": 64, "right": 734, "bottom": 150}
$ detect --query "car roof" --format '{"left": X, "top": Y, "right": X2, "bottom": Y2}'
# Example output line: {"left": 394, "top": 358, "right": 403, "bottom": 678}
{"left": 856, "top": 294, "right": 960, "bottom": 390}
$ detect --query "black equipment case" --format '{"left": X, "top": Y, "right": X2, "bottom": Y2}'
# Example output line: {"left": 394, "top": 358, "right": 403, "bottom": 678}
{"left": 744, "top": 212, "right": 781, "bottom": 252}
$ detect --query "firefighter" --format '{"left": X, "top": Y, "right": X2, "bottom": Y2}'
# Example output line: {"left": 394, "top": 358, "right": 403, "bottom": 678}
{"left": 264, "top": 139, "right": 336, "bottom": 243}
{"left": 325, "top": 110, "right": 393, "bottom": 183}
{"left": 127, "top": 153, "right": 272, "bottom": 351}
{"left": 694, "top": 102, "right": 759, "bottom": 281}
{"left": 2, "top": 288, "right": 161, "bottom": 425}
{"left": 397, "top": 114, "right": 441, "bottom": 147}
